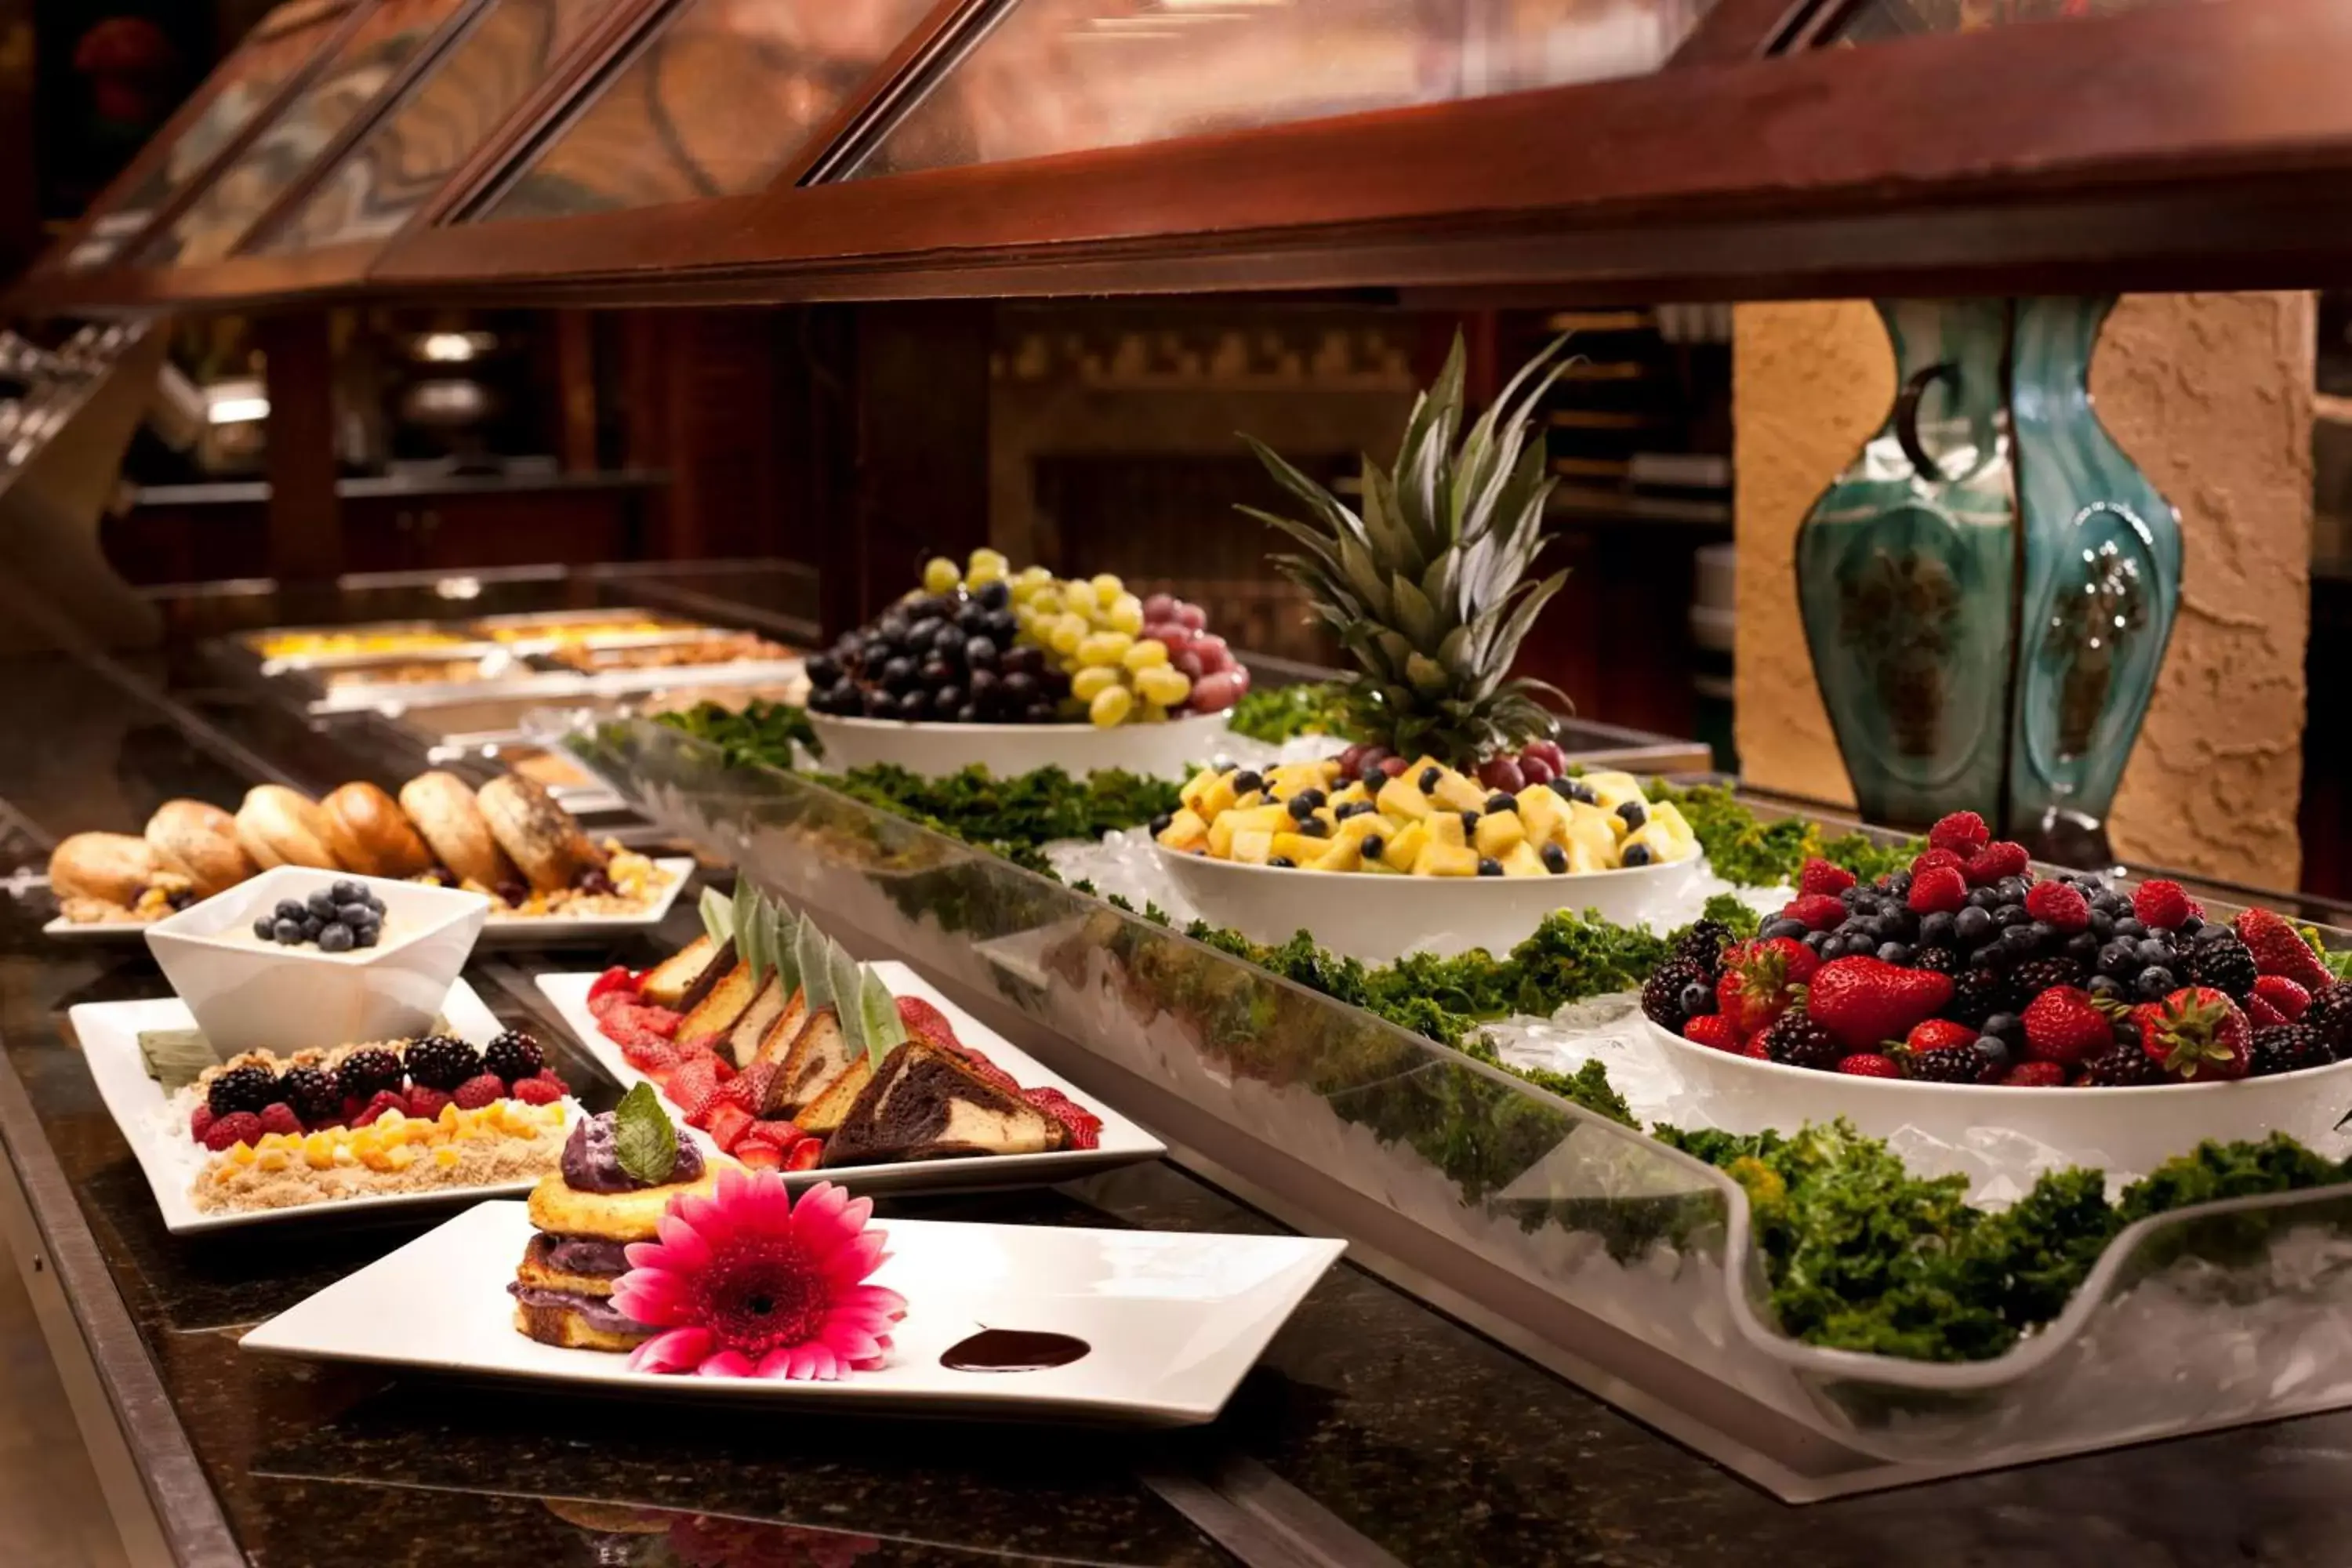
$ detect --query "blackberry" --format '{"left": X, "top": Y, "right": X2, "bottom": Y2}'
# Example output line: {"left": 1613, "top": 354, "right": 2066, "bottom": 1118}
{"left": 483, "top": 1030, "right": 545, "bottom": 1085}
{"left": 1641, "top": 958, "right": 1711, "bottom": 1030}
{"left": 2185, "top": 935, "right": 2259, "bottom": 1000}
{"left": 404, "top": 1035, "right": 482, "bottom": 1091}
{"left": 1947, "top": 967, "right": 2009, "bottom": 1026}
{"left": 2249, "top": 1025, "right": 2327, "bottom": 1078}
{"left": 2305, "top": 985, "right": 2352, "bottom": 1054}
{"left": 336, "top": 1047, "right": 403, "bottom": 1102}
{"left": 277, "top": 1065, "right": 341, "bottom": 1127}
{"left": 2011, "top": 956, "right": 2086, "bottom": 998}
{"left": 1759, "top": 1012, "right": 1842, "bottom": 1073}
{"left": 206, "top": 1064, "right": 278, "bottom": 1118}
{"left": 2079, "top": 1043, "right": 2165, "bottom": 1087}
{"left": 1673, "top": 920, "right": 1733, "bottom": 977}
{"left": 1904, "top": 1046, "right": 1994, "bottom": 1085}
{"left": 1911, "top": 946, "right": 1960, "bottom": 977}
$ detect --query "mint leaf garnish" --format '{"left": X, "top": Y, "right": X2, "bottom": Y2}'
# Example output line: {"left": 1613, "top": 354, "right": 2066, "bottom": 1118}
{"left": 858, "top": 969, "right": 906, "bottom": 1068}
{"left": 699, "top": 885, "right": 734, "bottom": 947}
{"left": 612, "top": 1081, "right": 677, "bottom": 1186}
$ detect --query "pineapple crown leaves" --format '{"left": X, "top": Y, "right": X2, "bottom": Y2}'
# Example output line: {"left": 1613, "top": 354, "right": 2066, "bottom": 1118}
{"left": 1240, "top": 332, "right": 1582, "bottom": 760}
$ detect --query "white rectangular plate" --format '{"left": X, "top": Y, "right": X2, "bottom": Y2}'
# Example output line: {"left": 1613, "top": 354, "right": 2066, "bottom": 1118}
{"left": 44, "top": 858, "right": 695, "bottom": 947}
{"left": 535, "top": 960, "right": 1165, "bottom": 1194}
{"left": 70, "top": 980, "right": 560, "bottom": 1234}
{"left": 242, "top": 1200, "right": 1343, "bottom": 1425}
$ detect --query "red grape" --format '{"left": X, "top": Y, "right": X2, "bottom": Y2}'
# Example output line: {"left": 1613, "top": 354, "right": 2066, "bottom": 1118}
{"left": 1337, "top": 744, "right": 1367, "bottom": 775}
{"left": 1175, "top": 602, "right": 1207, "bottom": 631}
{"left": 1146, "top": 622, "right": 1192, "bottom": 653}
{"left": 1478, "top": 756, "right": 1526, "bottom": 793}
{"left": 1522, "top": 739, "right": 1567, "bottom": 774}
{"left": 1379, "top": 756, "right": 1409, "bottom": 778}
{"left": 1142, "top": 593, "right": 1176, "bottom": 623}
{"left": 1518, "top": 755, "right": 1556, "bottom": 786}
{"left": 1191, "top": 670, "right": 1240, "bottom": 711}
{"left": 1230, "top": 663, "right": 1250, "bottom": 695}
{"left": 1172, "top": 650, "right": 1204, "bottom": 680}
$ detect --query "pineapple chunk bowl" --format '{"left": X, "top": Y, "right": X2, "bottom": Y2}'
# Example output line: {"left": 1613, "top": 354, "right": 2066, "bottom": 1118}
{"left": 1154, "top": 758, "right": 1703, "bottom": 963}
{"left": 805, "top": 706, "right": 1235, "bottom": 781}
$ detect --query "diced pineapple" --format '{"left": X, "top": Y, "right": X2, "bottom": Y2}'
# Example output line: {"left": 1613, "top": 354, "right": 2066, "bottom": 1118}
{"left": 1179, "top": 767, "right": 1216, "bottom": 811}
{"left": 1515, "top": 786, "right": 1564, "bottom": 845}
{"left": 1157, "top": 808, "right": 1209, "bottom": 853}
{"left": 1431, "top": 769, "right": 1487, "bottom": 814}
{"left": 1415, "top": 842, "right": 1481, "bottom": 877}
{"left": 1334, "top": 811, "right": 1387, "bottom": 849}
{"left": 1376, "top": 773, "right": 1432, "bottom": 821}
{"left": 1569, "top": 798, "right": 1624, "bottom": 848}
{"left": 1309, "top": 839, "right": 1361, "bottom": 873}
{"left": 1473, "top": 810, "right": 1526, "bottom": 859}
{"left": 1377, "top": 820, "right": 1427, "bottom": 873}
{"left": 1232, "top": 829, "right": 1274, "bottom": 865}
{"left": 1581, "top": 771, "right": 1645, "bottom": 811}
{"left": 1271, "top": 831, "right": 1327, "bottom": 865}
{"left": 1500, "top": 841, "right": 1548, "bottom": 877}
{"left": 1622, "top": 822, "right": 1682, "bottom": 866}
{"left": 1428, "top": 812, "right": 1468, "bottom": 849}
{"left": 1646, "top": 800, "right": 1696, "bottom": 855}
{"left": 1330, "top": 780, "right": 1371, "bottom": 808}
{"left": 1358, "top": 842, "right": 1402, "bottom": 873}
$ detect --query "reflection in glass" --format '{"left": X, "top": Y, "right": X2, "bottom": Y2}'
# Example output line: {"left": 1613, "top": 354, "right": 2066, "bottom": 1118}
{"left": 64, "top": 7, "right": 346, "bottom": 270}
{"left": 143, "top": 0, "right": 470, "bottom": 268}
{"left": 850, "top": 0, "right": 1716, "bottom": 180}
{"left": 1839, "top": 0, "right": 2196, "bottom": 39}
{"left": 475, "top": 0, "right": 939, "bottom": 223}
{"left": 263, "top": 0, "right": 625, "bottom": 252}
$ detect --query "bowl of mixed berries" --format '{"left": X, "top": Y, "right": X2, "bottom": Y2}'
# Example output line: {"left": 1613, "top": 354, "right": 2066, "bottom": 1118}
{"left": 1637, "top": 812, "right": 2352, "bottom": 1174}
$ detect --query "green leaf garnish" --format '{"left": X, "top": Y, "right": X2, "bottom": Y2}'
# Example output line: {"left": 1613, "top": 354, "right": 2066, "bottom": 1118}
{"left": 699, "top": 885, "right": 735, "bottom": 946}
{"left": 797, "top": 920, "right": 833, "bottom": 1017}
{"left": 858, "top": 968, "right": 907, "bottom": 1067}
{"left": 829, "top": 943, "right": 869, "bottom": 1060}
{"left": 612, "top": 1081, "right": 678, "bottom": 1187}
{"left": 767, "top": 901, "right": 801, "bottom": 994}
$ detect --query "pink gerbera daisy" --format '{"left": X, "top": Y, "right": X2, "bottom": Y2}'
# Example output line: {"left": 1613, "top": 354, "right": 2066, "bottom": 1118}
{"left": 613, "top": 1171, "right": 905, "bottom": 1381}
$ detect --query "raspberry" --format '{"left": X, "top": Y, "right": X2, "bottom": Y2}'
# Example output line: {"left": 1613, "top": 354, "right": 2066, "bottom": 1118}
{"left": 189, "top": 1104, "right": 216, "bottom": 1140}
{"left": 1907, "top": 866, "right": 1969, "bottom": 915}
{"left": 1682, "top": 1015, "right": 1742, "bottom": 1053}
{"left": 258, "top": 1102, "right": 302, "bottom": 1138}
{"left": 1798, "top": 858, "right": 1856, "bottom": 897}
{"left": 365, "top": 1088, "right": 408, "bottom": 1118}
{"left": 2131, "top": 879, "right": 2197, "bottom": 931}
{"left": 452, "top": 1073, "right": 506, "bottom": 1110}
{"left": 202, "top": 1112, "right": 262, "bottom": 1151}
{"left": 1780, "top": 894, "right": 1846, "bottom": 931}
{"left": 2001, "top": 1062, "right": 2067, "bottom": 1087}
{"left": 2252, "top": 975, "right": 2312, "bottom": 1021}
{"left": 510, "top": 1075, "right": 564, "bottom": 1106}
{"left": 405, "top": 1085, "right": 452, "bottom": 1120}
{"left": 1927, "top": 811, "right": 1991, "bottom": 855}
{"left": 1911, "top": 848, "right": 1965, "bottom": 877}
{"left": 1962, "top": 840, "right": 2030, "bottom": 887}
{"left": 1835, "top": 1054, "right": 1900, "bottom": 1077}
{"left": 2024, "top": 880, "right": 2091, "bottom": 933}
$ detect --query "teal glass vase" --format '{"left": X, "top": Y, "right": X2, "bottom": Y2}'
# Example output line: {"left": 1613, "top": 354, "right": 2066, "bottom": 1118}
{"left": 1793, "top": 296, "right": 2180, "bottom": 862}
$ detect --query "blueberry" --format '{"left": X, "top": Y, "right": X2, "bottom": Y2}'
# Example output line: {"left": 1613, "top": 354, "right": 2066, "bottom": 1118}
{"left": 1919, "top": 911, "right": 1957, "bottom": 946}
{"left": 1418, "top": 766, "right": 1443, "bottom": 793}
{"left": 1998, "top": 876, "right": 2030, "bottom": 902}
{"left": 2194, "top": 924, "right": 2236, "bottom": 946}
{"left": 1883, "top": 872, "right": 1913, "bottom": 898}
{"left": 273, "top": 918, "right": 304, "bottom": 944}
{"left": 1287, "top": 795, "right": 1317, "bottom": 822}
{"left": 2114, "top": 918, "right": 2147, "bottom": 940}
{"left": 1968, "top": 887, "right": 2001, "bottom": 911}
{"left": 1994, "top": 905, "right": 2028, "bottom": 928}
{"left": 2087, "top": 975, "right": 2125, "bottom": 1001}
{"left": 2135, "top": 966, "right": 2177, "bottom": 1000}
{"left": 1616, "top": 801, "right": 1646, "bottom": 829}
{"left": 1360, "top": 762, "right": 1388, "bottom": 788}
{"left": 2066, "top": 931, "right": 2101, "bottom": 960}
{"left": 1298, "top": 818, "right": 1329, "bottom": 839}
{"left": 1461, "top": 811, "right": 1482, "bottom": 837}
{"left": 2099, "top": 942, "right": 2139, "bottom": 978}
{"left": 1149, "top": 814, "right": 1174, "bottom": 837}
{"left": 331, "top": 880, "right": 361, "bottom": 904}
{"left": 1878, "top": 942, "right": 1912, "bottom": 965}
{"left": 1294, "top": 788, "right": 1327, "bottom": 811}
{"left": 1362, "top": 837, "right": 1386, "bottom": 862}
{"left": 1334, "top": 801, "right": 1373, "bottom": 822}
{"left": 1802, "top": 931, "right": 1831, "bottom": 953}
{"left": 1476, "top": 858, "right": 1504, "bottom": 877}
{"left": 1955, "top": 906, "right": 1994, "bottom": 944}
{"left": 1761, "top": 918, "right": 1808, "bottom": 941}
{"left": 252, "top": 916, "right": 276, "bottom": 940}
{"left": 2177, "top": 913, "right": 2205, "bottom": 936}
{"left": 318, "top": 922, "right": 354, "bottom": 953}
{"left": 1623, "top": 843, "right": 1653, "bottom": 866}
{"left": 1485, "top": 793, "right": 1517, "bottom": 815}
{"left": 275, "top": 899, "right": 307, "bottom": 922}
{"left": 1541, "top": 842, "right": 1566, "bottom": 874}
{"left": 1679, "top": 982, "right": 1711, "bottom": 1015}
{"left": 2088, "top": 909, "right": 2114, "bottom": 939}
{"left": 337, "top": 902, "right": 372, "bottom": 927}
{"left": 1232, "top": 771, "right": 1265, "bottom": 796}
{"left": 307, "top": 890, "right": 339, "bottom": 919}
{"left": 1268, "top": 856, "right": 1295, "bottom": 869}
{"left": 2136, "top": 938, "right": 2172, "bottom": 967}
{"left": 1982, "top": 1011, "right": 2024, "bottom": 1045}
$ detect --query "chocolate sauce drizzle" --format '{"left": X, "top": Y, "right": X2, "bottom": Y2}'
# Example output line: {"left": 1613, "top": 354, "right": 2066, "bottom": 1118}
{"left": 938, "top": 1328, "right": 1091, "bottom": 1373}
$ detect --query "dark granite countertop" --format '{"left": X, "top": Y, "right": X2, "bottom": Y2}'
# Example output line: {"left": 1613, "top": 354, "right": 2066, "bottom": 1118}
{"left": 5, "top": 594, "right": 2352, "bottom": 1566}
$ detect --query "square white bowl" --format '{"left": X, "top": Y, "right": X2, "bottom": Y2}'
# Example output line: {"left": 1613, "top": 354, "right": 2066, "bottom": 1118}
{"left": 143, "top": 866, "right": 490, "bottom": 1053}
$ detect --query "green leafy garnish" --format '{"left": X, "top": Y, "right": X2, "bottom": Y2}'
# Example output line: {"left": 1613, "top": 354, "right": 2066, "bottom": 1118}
{"left": 829, "top": 944, "right": 869, "bottom": 1054}
{"left": 858, "top": 968, "right": 907, "bottom": 1066}
{"left": 612, "top": 1082, "right": 678, "bottom": 1187}
{"left": 699, "top": 885, "right": 735, "bottom": 946}
{"left": 767, "top": 901, "right": 802, "bottom": 994}
{"left": 797, "top": 919, "right": 834, "bottom": 1016}
{"left": 1227, "top": 681, "right": 1356, "bottom": 745}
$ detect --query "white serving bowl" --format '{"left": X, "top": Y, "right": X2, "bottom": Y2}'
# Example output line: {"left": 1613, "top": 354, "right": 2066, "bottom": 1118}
{"left": 1158, "top": 845, "right": 1705, "bottom": 963}
{"left": 1642, "top": 1016, "right": 2352, "bottom": 1176}
{"left": 144, "top": 866, "right": 490, "bottom": 1053}
{"left": 808, "top": 708, "right": 1233, "bottom": 780}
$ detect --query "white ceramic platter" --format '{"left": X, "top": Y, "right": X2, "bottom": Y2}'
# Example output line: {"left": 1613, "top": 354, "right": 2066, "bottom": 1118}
{"left": 241, "top": 1200, "right": 1345, "bottom": 1425}
{"left": 69, "top": 980, "right": 565, "bottom": 1234}
{"left": 536, "top": 961, "right": 1163, "bottom": 1194}
{"left": 44, "top": 858, "right": 695, "bottom": 948}
{"left": 806, "top": 709, "right": 1230, "bottom": 781}
{"left": 1157, "top": 844, "right": 1707, "bottom": 964}
{"left": 1642, "top": 1015, "right": 2352, "bottom": 1175}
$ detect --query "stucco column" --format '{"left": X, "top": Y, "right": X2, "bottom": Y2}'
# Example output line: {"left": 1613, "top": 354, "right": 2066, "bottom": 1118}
{"left": 1733, "top": 294, "right": 2314, "bottom": 889}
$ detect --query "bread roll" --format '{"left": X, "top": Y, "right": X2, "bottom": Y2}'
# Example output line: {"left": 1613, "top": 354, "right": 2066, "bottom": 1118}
{"left": 234, "top": 786, "right": 343, "bottom": 871}
{"left": 318, "top": 782, "right": 434, "bottom": 879}
{"left": 49, "top": 833, "right": 165, "bottom": 906}
{"left": 144, "top": 800, "right": 256, "bottom": 897}
{"left": 477, "top": 773, "right": 605, "bottom": 894}
{"left": 398, "top": 771, "right": 516, "bottom": 889}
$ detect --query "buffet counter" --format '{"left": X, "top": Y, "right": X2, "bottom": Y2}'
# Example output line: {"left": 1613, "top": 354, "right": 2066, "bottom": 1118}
{"left": 3, "top": 594, "right": 2348, "bottom": 1567}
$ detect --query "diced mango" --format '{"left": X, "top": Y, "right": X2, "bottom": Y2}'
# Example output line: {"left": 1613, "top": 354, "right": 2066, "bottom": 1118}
{"left": 1375, "top": 774, "right": 1432, "bottom": 821}
{"left": 1415, "top": 842, "right": 1481, "bottom": 877}
{"left": 257, "top": 1148, "right": 290, "bottom": 1172}
{"left": 434, "top": 1146, "right": 461, "bottom": 1169}
{"left": 1472, "top": 810, "right": 1526, "bottom": 859}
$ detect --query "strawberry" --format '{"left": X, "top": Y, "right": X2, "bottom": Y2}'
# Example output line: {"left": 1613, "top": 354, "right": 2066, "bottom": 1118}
{"left": 1798, "top": 858, "right": 1856, "bottom": 898}
{"left": 733, "top": 1142, "right": 782, "bottom": 1171}
{"left": 2001, "top": 1062, "right": 2067, "bottom": 1087}
{"left": 1715, "top": 938, "right": 1817, "bottom": 1037}
{"left": 619, "top": 1037, "right": 679, "bottom": 1075}
{"left": 1802, "top": 957, "right": 1955, "bottom": 1050}
{"left": 668, "top": 1054, "right": 722, "bottom": 1118}
{"left": 737, "top": 1061, "right": 779, "bottom": 1110}
{"left": 1927, "top": 811, "right": 1991, "bottom": 856}
{"left": 785, "top": 1137, "right": 825, "bottom": 1171}
{"left": 1907, "top": 866, "right": 1968, "bottom": 915}
{"left": 2024, "top": 880, "right": 2091, "bottom": 933}
{"left": 2131, "top": 879, "right": 2198, "bottom": 931}
{"left": 1780, "top": 894, "right": 1846, "bottom": 931}
{"left": 586, "top": 965, "right": 640, "bottom": 1004}
{"left": 1682, "top": 1015, "right": 1742, "bottom": 1053}
{"left": 1902, "top": 1019, "right": 1980, "bottom": 1054}
{"left": 1836, "top": 1054, "right": 1901, "bottom": 1077}
{"left": 2244, "top": 994, "right": 2291, "bottom": 1029}
{"left": 1025, "top": 1087, "right": 1102, "bottom": 1150}
{"left": 2252, "top": 975, "right": 2311, "bottom": 1022}
{"left": 1911, "top": 848, "right": 1965, "bottom": 877}
{"left": 2020, "top": 986, "right": 2111, "bottom": 1065}
{"left": 2234, "top": 908, "right": 2334, "bottom": 990}
{"left": 895, "top": 995, "right": 961, "bottom": 1051}
{"left": 2134, "top": 986, "right": 2252, "bottom": 1080}
{"left": 705, "top": 1102, "right": 753, "bottom": 1153}
{"left": 741, "top": 1117, "right": 805, "bottom": 1152}
{"left": 1962, "top": 840, "right": 2030, "bottom": 887}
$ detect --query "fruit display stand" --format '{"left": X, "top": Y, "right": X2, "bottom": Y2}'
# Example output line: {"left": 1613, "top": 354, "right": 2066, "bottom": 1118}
{"left": 565, "top": 711, "right": 2352, "bottom": 1502}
